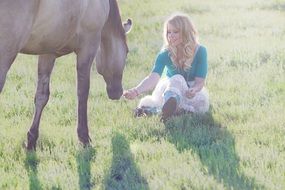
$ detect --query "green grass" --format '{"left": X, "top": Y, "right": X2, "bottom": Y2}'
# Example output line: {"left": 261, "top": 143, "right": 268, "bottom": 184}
{"left": 0, "top": 0, "right": 285, "bottom": 189}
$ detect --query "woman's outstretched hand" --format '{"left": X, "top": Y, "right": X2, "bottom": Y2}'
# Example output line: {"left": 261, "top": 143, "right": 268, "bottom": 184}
{"left": 123, "top": 88, "right": 139, "bottom": 100}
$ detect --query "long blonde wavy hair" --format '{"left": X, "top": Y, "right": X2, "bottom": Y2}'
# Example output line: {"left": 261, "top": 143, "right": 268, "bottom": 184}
{"left": 163, "top": 13, "right": 199, "bottom": 70}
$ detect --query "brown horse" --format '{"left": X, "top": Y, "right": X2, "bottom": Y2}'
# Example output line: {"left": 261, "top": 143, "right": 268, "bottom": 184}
{"left": 0, "top": 0, "right": 132, "bottom": 150}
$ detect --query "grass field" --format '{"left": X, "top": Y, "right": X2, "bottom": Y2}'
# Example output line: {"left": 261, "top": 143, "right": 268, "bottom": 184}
{"left": 0, "top": 0, "right": 285, "bottom": 189}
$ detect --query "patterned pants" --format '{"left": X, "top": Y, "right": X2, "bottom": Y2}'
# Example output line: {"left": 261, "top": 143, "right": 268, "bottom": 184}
{"left": 138, "top": 74, "right": 209, "bottom": 113}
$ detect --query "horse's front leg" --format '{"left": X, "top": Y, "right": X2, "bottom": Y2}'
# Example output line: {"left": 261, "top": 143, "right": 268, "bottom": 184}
{"left": 26, "top": 54, "right": 56, "bottom": 151}
{"left": 76, "top": 42, "right": 99, "bottom": 146}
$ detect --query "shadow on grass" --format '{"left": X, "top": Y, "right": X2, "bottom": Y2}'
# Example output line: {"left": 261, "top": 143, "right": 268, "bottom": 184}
{"left": 165, "top": 109, "right": 264, "bottom": 190}
{"left": 104, "top": 133, "right": 149, "bottom": 190}
{"left": 24, "top": 151, "right": 42, "bottom": 190}
{"left": 76, "top": 146, "right": 96, "bottom": 190}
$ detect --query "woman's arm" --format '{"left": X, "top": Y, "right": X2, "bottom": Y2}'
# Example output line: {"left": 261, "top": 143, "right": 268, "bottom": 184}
{"left": 123, "top": 72, "right": 160, "bottom": 100}
{"left": 185, "top": 77, "right": 205, "bottom": 98}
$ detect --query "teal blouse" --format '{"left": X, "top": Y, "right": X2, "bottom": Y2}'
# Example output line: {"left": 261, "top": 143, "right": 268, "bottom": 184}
{"left": 151, "top": 45, "right": 208, "bottom": 81}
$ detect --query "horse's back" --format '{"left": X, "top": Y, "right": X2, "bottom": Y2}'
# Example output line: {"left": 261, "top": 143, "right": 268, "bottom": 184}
{"left": 0, "top": 0, "right": 39, "bottom": 53}
{"left": 0, "top": 0, "right": 109, "bottom": 55}
{"left": 22, "top": 0, "right": 110, "bottom": 55}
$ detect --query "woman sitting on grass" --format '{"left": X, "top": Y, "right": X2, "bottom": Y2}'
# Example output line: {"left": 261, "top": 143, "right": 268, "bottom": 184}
{"left": 123, "top": 13, "right": 209, "bottom": 122}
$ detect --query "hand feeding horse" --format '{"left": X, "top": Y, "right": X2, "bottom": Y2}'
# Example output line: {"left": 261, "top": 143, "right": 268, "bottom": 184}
{"left": 0, "top": 0, "right": 132, "bottom": 150}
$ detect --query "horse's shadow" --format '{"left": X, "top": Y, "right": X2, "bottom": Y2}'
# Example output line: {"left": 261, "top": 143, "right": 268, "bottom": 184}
{"left": 164, "top": 110, "right": 264, "bottom": 190}
{"left": 24, "top": 151, "right": 42, "bottom": 190}
{"left": 104, "top": 133, "right": 149, "bottom": 190}
{"left": 76, "top": 146, "right": 96, "bottom": 190}
{"left": 24, "top": 146, "right": 96, "bottom": 190}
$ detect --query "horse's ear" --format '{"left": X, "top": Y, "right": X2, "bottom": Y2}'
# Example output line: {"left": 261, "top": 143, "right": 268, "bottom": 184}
{"left": 123, "top": 18, "right": 132, "bottom": 34}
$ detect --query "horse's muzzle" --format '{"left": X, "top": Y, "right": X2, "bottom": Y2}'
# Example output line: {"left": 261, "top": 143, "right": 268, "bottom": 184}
{"left": 106, "top": 85, "right": 123, "bottom": 100}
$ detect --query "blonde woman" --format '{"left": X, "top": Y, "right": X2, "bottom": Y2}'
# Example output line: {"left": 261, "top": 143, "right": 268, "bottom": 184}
{"left": 123, "top": 13, "right": 209, "bottom": 122}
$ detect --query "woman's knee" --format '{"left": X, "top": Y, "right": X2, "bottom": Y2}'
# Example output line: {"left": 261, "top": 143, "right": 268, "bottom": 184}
{"left": 169, "top": 74, "right": 185, "bottom": 82}
{"left": 167, "top": 74, "right": 188, "bottom": 90}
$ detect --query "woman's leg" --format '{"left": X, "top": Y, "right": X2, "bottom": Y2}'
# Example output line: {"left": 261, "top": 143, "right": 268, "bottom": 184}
{"left": 181, "top": 88, "right": 209, "bottom": 113}
{"left": 161, "top": 75, "right": 188, "bottom": 121}
{"left": 138, "top": 78, "right": 167, "bottom": 108}
{"left": 135, "top": 79, "right": 168, "bottom": 117}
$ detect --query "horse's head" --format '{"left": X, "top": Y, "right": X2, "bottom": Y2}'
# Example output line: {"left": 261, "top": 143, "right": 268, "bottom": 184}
{"left": 96, "top": 18, "right": 132, "bottom": 100}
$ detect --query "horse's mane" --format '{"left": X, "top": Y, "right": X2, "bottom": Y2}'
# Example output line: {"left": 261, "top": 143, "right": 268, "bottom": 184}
{"left": 107, "top": 0, "right": 126, "bottom": 40}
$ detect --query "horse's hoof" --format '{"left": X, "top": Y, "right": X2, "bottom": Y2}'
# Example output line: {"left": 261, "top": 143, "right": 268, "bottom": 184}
{"left": 83, "top": 142, "right": 92, "bottom": 148}
{"left": 26, "top": 139, "right": 37, "bottom": 151}
{"left": 22, "top": 141, "right": 36, "bottom": 151}
{"left": 26, "top": 131, "right": 38, "bottom": 151}
{"left": 78, "top": 135, "right": 92, "bottom": 148}
{"left": 27, "top": 144, "right": 36, "bottom": 151}
{"left": 80, "top": 140, "right": 92, "bottom": 149}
